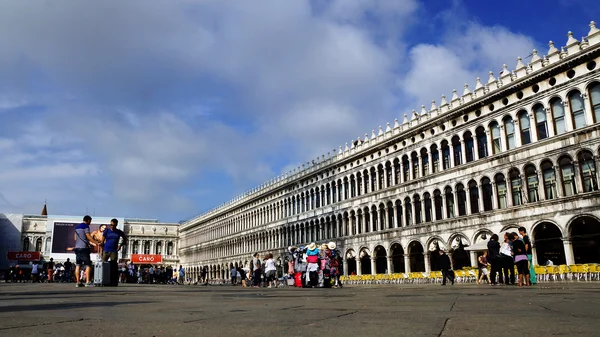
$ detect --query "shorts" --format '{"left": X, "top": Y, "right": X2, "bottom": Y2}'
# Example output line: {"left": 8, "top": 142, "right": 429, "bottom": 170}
{"left": 74, "top": 248, "right": 92, "bottom": 266}
{"left": 266, "top": 270, "right": 276, "bottom": 281}
{"left": 516, "top": 260, "right": 530, "bottom": 276}
{"left": 102, "top": 251, "right": 118, "bottom": 262}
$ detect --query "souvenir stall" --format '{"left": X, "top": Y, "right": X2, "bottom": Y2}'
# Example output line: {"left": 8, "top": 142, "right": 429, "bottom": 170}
{"left": 284, "top": 241, "right": 342, "bottom": 288}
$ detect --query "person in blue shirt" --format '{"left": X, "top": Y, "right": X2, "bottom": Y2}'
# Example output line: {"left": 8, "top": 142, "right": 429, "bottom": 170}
{"left": 101, "top": 219, "right": 128, "bottom": 262}
{"left": 74, "top": 215, "right": 101, "bottom": 287}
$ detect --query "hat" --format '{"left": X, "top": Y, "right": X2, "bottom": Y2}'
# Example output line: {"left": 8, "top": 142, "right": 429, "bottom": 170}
{"left": 320, "top": 243, "right": 328, "bottom": 250}
{"left": 327, "top": 242, "right": 336, "bottom": 250}
{"left": 307, "top": 242, "right": 316, "bottom": 250}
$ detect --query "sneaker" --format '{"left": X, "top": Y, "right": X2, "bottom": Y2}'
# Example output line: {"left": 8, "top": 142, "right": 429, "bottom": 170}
{"left": 76, "top": 283, "right": 84, "bottom": 288}
{"left": 85, "top": 283, "right": 95, "bottom": 287}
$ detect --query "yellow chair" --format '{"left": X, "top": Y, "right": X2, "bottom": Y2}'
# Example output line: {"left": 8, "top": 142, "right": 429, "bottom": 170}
{"left": 534, "top": 266, "right": 547, "bottom": 283}
{"left": 558, "top": 265, "right": 570, "bottom": 281}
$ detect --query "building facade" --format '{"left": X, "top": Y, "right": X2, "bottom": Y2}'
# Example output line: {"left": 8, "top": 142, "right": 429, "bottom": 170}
{"left": 178, "top": 22, "right": 600, "bottom": 282}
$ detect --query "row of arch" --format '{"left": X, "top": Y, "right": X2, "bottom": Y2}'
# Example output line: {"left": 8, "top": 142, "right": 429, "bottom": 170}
{"left": 194, "top": 82, "right": 600, "bottom": 245}
{"left": 193, "top": 149, "right": 599, "bottom": 261}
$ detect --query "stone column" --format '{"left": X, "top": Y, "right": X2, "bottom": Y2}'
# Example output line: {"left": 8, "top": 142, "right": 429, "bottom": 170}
{"left": 531, "top": 247, "right": 538, "bottom": 266}
{"left": 424, "top": 253, "right": 431, "bottom": 273}
{"left": 466, "top": 189, "right": 472, "bottom": 215}
{"left": 491, "top": 182, "right": 499, "bottom": 209}
{"left": 362, "top": 212, "right": 367, "bottom": 233}
{"left": 528, "top": 114, "right": 538, "bottom": 143}
{"left": 428, "top": 151, "right": 434, "bottom": 175}
{"left": 485, "top": 130, "right": 493, "bottom": 156}
{"left": 575, "top": 161, "right": 585, "bottom": 194}
{"left": 371, "top": 257, "right": 377, "bottom": 275}
{"left": 478, "top": 184, "right": 485, "bottom": 212}
{"left": 441, "top": 194, "right": 447, "bottom": 220}
{"left": 449, "top": 145, "right": 456, "bottom": 168}
{"left": 460, "top": 140, "right": 467, "bottom": 165}
{"left": 356, "top": 258, "right": 362, "bottom": 276}
{"left": 387, "top": 257, "right": 393, "bottom": 274}
{"left": 500, "top": 125, "right": 507, "bottom": 152}
{"left": 545, "top": 107, "right": 556, "bottom": 137}
{"left": 582, "top": 93, "right": 595, "bottom": 126}
{"left": 563, "top": 100, "right": 574, "bottom": 132}
{"left": 470, "top": 251, "right": 478, "bottom": 267}
{"left": 343, "top": 259, "right": 349, "bottom": 276}
{"left": 416, "top": 155, "right": 422, "bottom": 179}
{"left": 404, "top": 255, "right": 411, "bottom": 273}
{"left": 514, "top": 120, "right": 522, "bottom": 147}
{"left": 563, "top": 239, "right": 575, "bottom": 265}
{"left": 409, "top": 158, "right": 415, "bottom": 180}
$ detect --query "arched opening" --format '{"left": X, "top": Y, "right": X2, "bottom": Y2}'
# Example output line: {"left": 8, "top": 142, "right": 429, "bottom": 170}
{"left": 371, "top": 205, "right": 379, "bottom": 231}
{"left": 395, "top": 200, "right": 403, "bottom": 228}
{"left": 578, "top": 150, "right": 598, "bottom": 192}
{"left": 385, "top": 161, "right": 392, "bottom": 187}
{"left": 155, "top": 241, "right": 162, "bottom": 255}
{"left": 444, "top": 187, "right": 455, "bottom": 218}
{"left": 433, "top": 189, "right": 443, "bottom": 220}
{"left": 464, "top": 131, "right": 475, "bottom": 163}
{"left": 495, "top": 173, "right": 507, "bottom": 209}
{"left": 362, "top": 170, "right": 369, "bottom": 195}
{"left": 35, "top": 238, "right": 43, "bottom": 252}
{"left": 568, "top": 90, "right": 586, "bottom": 129}
{"left": 364, "top": 207, "right": 371, "bottom": 232}
{"left": 411, "top": 152, "right": 419, "bottom": 179}
{"left": 589, "top": 82, "right": 600, "bottom": 122}
{"left": 441, "top": 140, "right": 451, "bottom": 169}
{"left": 490, "top": 121, "right": 501, "bottom": 154}
{"left": 451, "top": 135, "right": 462, "bottom": 166}
{"left": 378, "top": 164, "right": 385, "bottom": 190}
{"left": 550, "top": 97, "right": 566, "bottom": 135}
{"left": 481, "top": 177, "right": 493, "bottom": 211}
{"left": 456, "top": 183, "right": 467, "bottom": 216}
{"left": 390, "top": 243, "right": 405, "bottom": 273}
{"left": 346, "top": 250, "right": 357, "bottom": 275}
{"left": 504, "top": 116, "right": 516, "bottom": 150}
{"left": 143, "top": 241, "right": 151, "bottom": 254}
{"left": 404, "top": 197, "right": 412, "bottom": 226}
{"left": 541, "top": 160, "right": 557, "bottom": 200}
{"left": 370, "top": 167, "right": 377, "bottom": 192}
{"left": 357, "top": 210, "right": 363, "bottom": 234}
{"left": 360, "top": 248, "right": 372, "bottom": 275}
{"left": 559, "top": 155, "right": 577, "bottom": 196}
{"left": 518, "top": 110, "right": 531, "bottom": 145}
{"left": 23, "top": 237, "right": 30, "bottom": 251}
{"left": 468, "top": 180, "right": 479, "bottom": 213}
{"left": 423, "top": 192, "right": 432, "bottom": 222}
{"left": 509, "top": 168, "right": 523, "bottom": 206}
{"left": 386, "top": 201, "right": 394, "bottom": 229}
{"left": 374, "top": 245, "right": 388, "bottom": 274}
{"left": 449, "top": 236, "right": 470, "bottom": 269}
{"left": 534, "top": 104, "right": 548, "bottom": 140}
{"left": 393, "top": 159, "right": 401, "bottom": 185}
{"left": 431, "top": 143, "right": 440, "bottom": 173}
{"left": 571, "top": 216, "right": 600, "bottom": 264}
{"left": 475, "top": 126, "right": 488, "bottom": 159}
{"left": 420, "top": 148, "right": 429, "bottom": 177}
{"left": 533, "top": 222, "right": 565, "bottom": 265}
{"left": 355, "top": 173, "right": 362, "bottom": 196}
{"left": 413, "top": 194, "right": 422, "bottom": 224}
{"left": 408, "top": 241, "right": 425, "bottom": 272}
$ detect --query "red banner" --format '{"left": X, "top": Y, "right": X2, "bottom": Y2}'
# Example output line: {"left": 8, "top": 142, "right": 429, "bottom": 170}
{"left": 7, "top": 251, "right": 41, "bottom": 261}
{"left": 130, "top": 254, "right": 163, "bottom": 264}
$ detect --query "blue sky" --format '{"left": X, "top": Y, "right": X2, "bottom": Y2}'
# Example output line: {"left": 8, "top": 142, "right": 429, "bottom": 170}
{"left": 0, "top": 0, "right": 598, "bottom": 222}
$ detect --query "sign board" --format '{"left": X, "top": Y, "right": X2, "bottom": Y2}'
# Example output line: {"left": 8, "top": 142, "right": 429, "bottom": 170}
{"left": 8, "top": 251, "right": 41, "bottom": 261}
{"left": 130, "top": 254, "right": 163, "bottom": 264}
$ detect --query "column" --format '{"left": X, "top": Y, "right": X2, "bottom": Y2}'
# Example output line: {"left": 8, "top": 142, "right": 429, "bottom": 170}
{"left": 466, "top": 190, "right": 472, "bottom": 215}
{"left": 529, "top": 114, "right": 538, "bottom": 143}
{"left": 491, "top": 182, "right": 499, "bottom": 209}
{"left": 371, "top": 258, "right": 377, "bottom": 275}
{"left": 470, "top": 251, "right": 478, "bottom": 267}
{"left": 478, "top": 184, "right": 485, "bottom": 212}
{"left": 428, "top": 151, "right": 434, "bottom": 175}
{"left": 441, "top": 194, "right": 447, "bottom": 220}
{"left": 531, "top": 247, "right": 538, "bottom": 266}
{"left": 485, "top": 130, "right": 493, "bottom": 157}
{"left": 563, "top": 100, "right": 574, "bottom": 132}
{"left": 514, "top": 120, "right": 522, "bottom": 147}
{"left": 393, "top": 205, "right": 399, "bottom": 228}
{"left": 424, "top": 253, "right": 431, "bottom": 273}
{"left": 404, "top": 255, "right": 411, "bottom": 273}
{"left": 500, "top": 125, "right": 507, "bottom": 152}
{"left": 563, "top": 239, "right": 575, "bottom": 265}
{"left": 387, "top": 257, "right": 393, "bottom": 274}
{"left": 545, "top": 107, "right": 556, "bottom": 137}
{"left": 362, "top": 213, "right": 367, "bottom": 233}
{"left": 416, "top": 155, "right": 422, "bottom": 179}
{"left": 449, "top": 146, "right": 455, "bottom": 168}
{"left": 409, "top": 158, "right": 415, "bottom": 180}
{"left": 575, "top": 160, "right": 585, "bottom": 194}
{"left": 448, "top": 252, "right": 454, "bottom": 270}
{"left": 582, "top": 93, "right": 595, "bottom": 126}
{"left": 357, "top": 258, "right": 362, "bottom": 276}
{"left": 460, "top": 140, "right": 467, "bottom": 165}
{"left": 343, "top": 259, "right": 349, "bottom": 276}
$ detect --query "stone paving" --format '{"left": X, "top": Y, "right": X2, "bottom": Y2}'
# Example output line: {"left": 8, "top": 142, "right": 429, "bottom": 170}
{"left": 1, "top": 282, "right": 599, "bottom": 336}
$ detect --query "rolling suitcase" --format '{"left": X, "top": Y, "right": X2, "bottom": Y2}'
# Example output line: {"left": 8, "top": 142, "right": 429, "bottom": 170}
{"left": 94, "top": 261, "right": 119, "bottom": 286}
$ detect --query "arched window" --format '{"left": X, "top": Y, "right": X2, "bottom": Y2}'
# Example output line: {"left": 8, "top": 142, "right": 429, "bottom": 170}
{"left": 23, "top": 238, "right": 30, "bottom": 251}
{"left": 518, "top": 110, "right": 531, "bottom": 145}
{"left": 423, "top": 193, "right": 432, "bottom": 222}
{"left": 441, "top": 140, "right": 451, "bottom": 169}
{"left": 569, "top": 90, "right": 586, "bottom": 129}
{"left": 504, "top": 117, "right": 515, "bottom": 150}
{"left": 509, "top": 169, "right": 522, "bottom": 206}
{"left": 444, "top": 187, "right": 455, "bottom": 218}
{"left": 155, "top": 241, "right": 162, "bottom": 255}
{"left": 431, "top": 144, "right": 440, "bottom": 173}
{"left": 395, "top": 200, "right": 403, "bottom": 228}
{"left": 362, "top": 170, "right": 369, "bottom": 194}
{"left": 490, "top": 122, "right": 501, "bottom": 154}
{"left": 404, "top": 197, "right": 412, "bottom": 226}
{"left": 464, "top": 132, "right": 474, "bottom": 162}
{"left": 468, "top": 180, "right": 479, "bottom": 213}
{"left": 590, "top": 82, "right": 600, "bottom": 123}
{"left": 377, "top": 164, "right": 384, "bottom": 189}
{"left": 456, "top": 184, "right": 467, "bottom": 216}
{"left": 433, "top": 190, "right": 443, "bottom": 220}
{"left": 578, "top": 151, "right": 598, "bottom": 192}
{"left": 541, "top": 160, "right": 557, "bottom": 200}
{"left": 393, "top": 160, "right": 400, "bottom": 185}
{"left": 413, "top": 195, "right": 422, "bottom": 224}
{"left": 343, "top": 178, "right": 349, "bottom": 199}
{"left": 370, "top": 168, "right": 377, "bottom": 192}
{"left": 421, "top": 148, "right": 429, "bottom": 176}
{"left": 35, "top": 238, "right": 43, "bottom": 252}
{"left": 524, "top": 164, "right": 539, "bottom": 203}
{"left": 402, "top": 156, "right": 410, "bottom": 181}
{"left": 350, "top": 176, "right": 356, "bottom": 198}
{"left": 356, "top": 173, "right": 362, "bottom": 196}
{"left": 534, "top": 104, "right": 548, "bottom": 140}
{"left": 411, "top": 152, "right": 419, "bottom": 179}
{"left": 559, "top": 156, "right": 577, "bottom": 196}
{"left": 452, "top": 136, "right": 462, "bottom": 166}
{"left": 385, "top": 162, "right": 392, "bottom": 187}
{"left": 133, "top": 241, "right": 139, "bottom": 254}
{"left": 481, "top": 177, "right": 493, "bottom": 211}
{"left": 476, "top": 126, "right": 488, "bottom": 159}
{"left": 144, "top": 241, "right": 150, "bottom": 254}
{"left": 551, "top": 98, "right": 566, "bottom": 135}
{"left": 495, "top": 174, "right": 507, "bottom": 209}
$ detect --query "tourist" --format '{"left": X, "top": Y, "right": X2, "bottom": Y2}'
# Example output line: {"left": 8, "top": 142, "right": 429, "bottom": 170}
{"left": 500, "top": 233, "right": 514, "bottom": 285}
{"left": 477, "top": 251, "right": 490, "bottom": 285}
{"left": 264, "top": 253, "right": 277, "bottom": 288}
{"left": 545, "top": 258, "right": 554, "bottom": 266}
{"left": 252, "top": 253, "right": 262, "bottom": 287}
{"left": 102, "top": 219, "right": 127, "bottom": 262}
{"left": 487, "top": 234, "right": 501, "bottom": 285}
{"left": 47, "top": 258, "right": 55, "bottom": 283}
{"left": 31, "top": 262, "right": 40, "bottom": 283}
{"left": 63, "top": 258, "right": 72, "bottom": 282}
{"left": 236, "top": 266, "right": 248, "bottom": 287}
{"left": 510, "top": 233, "right": 530, "bottom": 286}
{"left": 519, "top": 227, "right": 536, "bottom": 285}
{"left": 328, "top": 242, "right": 342, "bottom": 288}
{"left": 74, "top": 215, "right": 101, "bottom": 287}
{"left": 438, "top": 250, "right": 454, "bottom": 286}
{"left": 230, "top": 264, "right": 237, "bottom": 285}
{"left": 178, "top": 265, "right": 185, "bottom": 285}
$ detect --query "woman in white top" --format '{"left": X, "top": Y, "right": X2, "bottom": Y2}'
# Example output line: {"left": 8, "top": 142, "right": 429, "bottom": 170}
{"left": 264, "top": 253, "right": 277, "bottom": 288}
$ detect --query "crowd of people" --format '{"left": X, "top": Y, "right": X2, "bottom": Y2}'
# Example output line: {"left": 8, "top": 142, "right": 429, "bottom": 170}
{"left": 477, "top": 227, "right": 536, "bottom": 287}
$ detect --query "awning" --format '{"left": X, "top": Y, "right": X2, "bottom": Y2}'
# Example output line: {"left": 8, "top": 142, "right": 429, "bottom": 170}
{"left": 130, "top": 254, "right": 163, "bottom": 264}
{"left": 7, "top": 251, "right": 41, "bottom": 261}
{"left": 465, "top": 240, "right": 489, "bottom": 251}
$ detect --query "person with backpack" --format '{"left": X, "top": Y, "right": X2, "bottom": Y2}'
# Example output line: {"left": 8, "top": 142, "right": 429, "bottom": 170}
{"left": 252, "top": 253, "right": 262, "bottom": 287}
